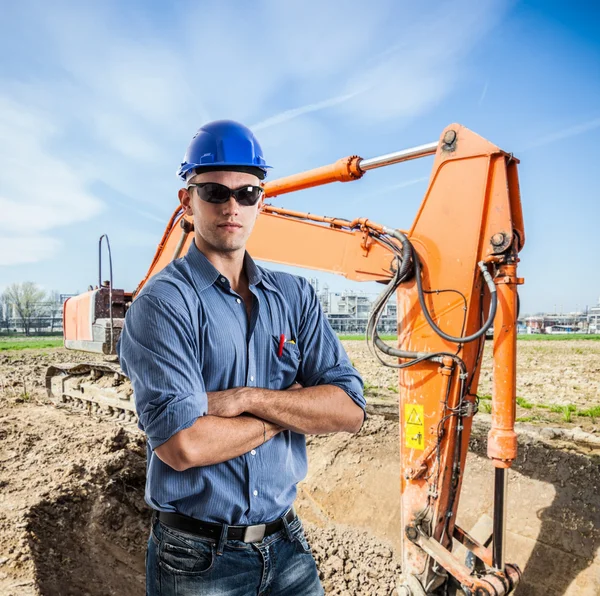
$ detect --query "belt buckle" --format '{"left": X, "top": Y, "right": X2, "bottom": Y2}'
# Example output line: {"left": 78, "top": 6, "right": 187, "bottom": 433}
{"left": 243, "top": 523, "right": 266, "bottom": 543}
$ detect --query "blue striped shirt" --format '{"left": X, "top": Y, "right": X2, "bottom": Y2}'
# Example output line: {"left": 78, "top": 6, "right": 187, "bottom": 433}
{"left": 117, "top": 241, "right": 365, "bottom": 524}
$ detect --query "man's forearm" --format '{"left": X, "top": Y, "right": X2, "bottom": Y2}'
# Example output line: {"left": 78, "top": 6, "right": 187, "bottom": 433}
{"left": 245, "top": 385, "right": 364, "bottom": 435}
{"left": 155, "top": 414, "right": 281, "bottom": 471}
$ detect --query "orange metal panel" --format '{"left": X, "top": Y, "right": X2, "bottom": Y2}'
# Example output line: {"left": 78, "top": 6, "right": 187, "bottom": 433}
{"left": 394, "top": 124, "right": 523, "bottom": 583}
{"left": 64, "top": 292, "right": 93, "bottom": 342}
{"left": 247, "top": 213, "right": 395, "bottom": 282}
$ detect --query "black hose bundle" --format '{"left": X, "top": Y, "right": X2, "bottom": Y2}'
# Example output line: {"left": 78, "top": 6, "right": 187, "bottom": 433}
{"left": 365, "top": 225, "right": 497, "bottom": 370}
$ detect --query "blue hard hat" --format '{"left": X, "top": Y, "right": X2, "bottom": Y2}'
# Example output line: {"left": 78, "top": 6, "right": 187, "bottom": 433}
{"left": 177, "top": 120, "right": 271, "bottom": 181}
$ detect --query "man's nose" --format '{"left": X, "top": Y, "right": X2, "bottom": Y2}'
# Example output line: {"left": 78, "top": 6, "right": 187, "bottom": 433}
{"left": 221, "top": 195, "right": 239, "bottom": 214}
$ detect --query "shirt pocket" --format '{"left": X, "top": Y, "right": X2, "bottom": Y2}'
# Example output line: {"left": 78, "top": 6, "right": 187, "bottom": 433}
{"left": 269, "top": 334, "right": 301, "bottom": 389}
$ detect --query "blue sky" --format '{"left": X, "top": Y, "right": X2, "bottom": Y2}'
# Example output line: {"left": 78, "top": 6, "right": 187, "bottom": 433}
{"left": 0, "top": 0, "right": 599, "bottom": 314}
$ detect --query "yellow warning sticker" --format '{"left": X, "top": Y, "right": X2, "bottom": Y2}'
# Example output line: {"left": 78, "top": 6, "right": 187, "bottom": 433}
{"left": 405, "top": 404, "right": 425, "bottom": 450}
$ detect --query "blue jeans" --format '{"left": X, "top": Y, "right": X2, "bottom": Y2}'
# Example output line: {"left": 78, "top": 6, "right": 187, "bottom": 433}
{"left": 146, "top": 514, "right": 324, "bottom": 595}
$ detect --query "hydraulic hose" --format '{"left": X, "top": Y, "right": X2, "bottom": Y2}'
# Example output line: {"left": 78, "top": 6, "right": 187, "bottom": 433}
{"left": 382, "top": 226, "right": 497, "bottom": 344}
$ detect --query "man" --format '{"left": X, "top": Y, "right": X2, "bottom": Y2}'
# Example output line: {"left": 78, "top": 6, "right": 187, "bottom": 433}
{"left": 118, "top": 120, "right": 365, "bottom": 595}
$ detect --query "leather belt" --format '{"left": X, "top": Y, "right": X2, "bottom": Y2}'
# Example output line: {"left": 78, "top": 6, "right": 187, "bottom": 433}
{"left": 157, "top": 505, "right": 297, "bottom": 543}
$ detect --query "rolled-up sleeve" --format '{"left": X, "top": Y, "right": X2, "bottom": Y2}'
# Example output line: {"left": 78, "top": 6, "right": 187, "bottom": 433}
{"left": 296, "top": 281, "right": 366, "bottom": 414}
{"left": 117, "top": 294, "right": 207, "bottom": 450}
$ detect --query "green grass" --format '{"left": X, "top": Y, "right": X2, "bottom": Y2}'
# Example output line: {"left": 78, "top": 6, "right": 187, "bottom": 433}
{"left": 577, "top": 406, "right": 600, "bottom": 419}
{"left": 339, "top": 333, "right": 600, "bottom": 342}
{"left": 516, "top": 396, "right": 534, "bottom": 409}
{"left": 338, "top": 335, "right": 397, "bottom": 341}
{"left": 473, "top": 393, "right": 598, "bottom": 425}
{"left": 516, "top": 416, "right": 534, "bottom": 423}
{"left": 550, "top": 404, "right": 577, "bottom": 413}
{"left": 480, "top": 401, "right": 492, "bottom": 414}
{"left": 517, "top": 334, "right": 600, "bottom": 341}
{"left": 0, "top": 338, "right": 63, "bottom": 351}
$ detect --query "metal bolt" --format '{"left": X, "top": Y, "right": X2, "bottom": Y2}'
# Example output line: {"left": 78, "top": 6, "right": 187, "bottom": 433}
{"left": 443, "top": 130, "right": 457, "bottom": 145}
{"left": 491, "top": 232, "right": 506, "bottom": 247}
{"left": 405, "top": 526, "right": 419, "bottom": 542}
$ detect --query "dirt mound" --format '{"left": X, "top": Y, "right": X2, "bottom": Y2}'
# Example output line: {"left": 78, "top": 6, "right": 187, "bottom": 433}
{"left": 0, "top": 402, "right": 147, "bottom": 596}
{"left": 0, "top": 349, "right": 105, "bottom": 402}
{"left": 25, "top": 429, "right": 148, "bottom": 596}
{"left": 305, "top": 524, "right": 401, "bottom": 595}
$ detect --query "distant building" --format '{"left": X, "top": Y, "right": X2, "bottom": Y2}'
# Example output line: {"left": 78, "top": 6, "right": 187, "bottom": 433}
{"left": 588, "top": 297, "right": 600, "bottom": 334}
{"left": 314, "top": 286, "right": 396, "bottom": 335}
{"left": 523, "top": 309, "right": 593, "bottom": 334}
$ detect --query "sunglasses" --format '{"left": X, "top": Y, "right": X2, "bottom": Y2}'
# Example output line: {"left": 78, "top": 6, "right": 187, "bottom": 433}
{"left": 187, "top": 182, "right": 264, "bottom": 206}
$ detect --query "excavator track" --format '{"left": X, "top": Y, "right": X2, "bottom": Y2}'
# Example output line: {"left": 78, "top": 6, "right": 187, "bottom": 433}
{"left": 46, "top": 362, "right": 137, "bottom": 425}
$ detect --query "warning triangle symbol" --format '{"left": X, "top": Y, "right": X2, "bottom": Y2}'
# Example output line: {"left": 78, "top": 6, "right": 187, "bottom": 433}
{"left": 407, "top": 407, "right": 423, "bottom": 425}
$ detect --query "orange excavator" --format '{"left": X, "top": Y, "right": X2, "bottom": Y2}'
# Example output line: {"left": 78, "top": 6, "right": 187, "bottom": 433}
{"left": 47, "top": 124, "right": 524, "bottom": 595}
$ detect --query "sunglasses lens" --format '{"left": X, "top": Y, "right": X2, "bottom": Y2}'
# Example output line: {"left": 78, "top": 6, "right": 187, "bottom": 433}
{"left": 197, "top": 183, "right": 230, "bottom": 204}
{"left": 235, "top": 186, "right": 262, "bottom": 206}
{"left": 193, "top": 183, "right": 263, "bottom": 206}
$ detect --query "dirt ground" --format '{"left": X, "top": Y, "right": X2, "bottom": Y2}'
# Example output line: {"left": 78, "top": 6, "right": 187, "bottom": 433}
{"left": 351, "top": 340, "right": 600, "bottom": 432}
{"left": 0, "top": 341, "right": 599, "bottom": 595}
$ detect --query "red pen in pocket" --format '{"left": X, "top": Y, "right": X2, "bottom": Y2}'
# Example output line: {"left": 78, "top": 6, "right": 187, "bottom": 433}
{"left": 277, "top": 334, "right": 285, "bottom": 358}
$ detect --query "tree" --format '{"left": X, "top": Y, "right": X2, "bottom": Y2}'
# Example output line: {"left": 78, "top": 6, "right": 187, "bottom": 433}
{"left": 2, "top": 282, "right": 48, "bottom": 336}
{"left": 47, "top": 290, "right": 62, "bottom": 333}
{"left": 0, "top": 293, "right": 11, "bottom": 334}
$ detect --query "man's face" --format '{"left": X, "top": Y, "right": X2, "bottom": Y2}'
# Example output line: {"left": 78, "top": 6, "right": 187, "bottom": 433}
{"left": 179, "top": 170, "right": 263, "bottom": 255}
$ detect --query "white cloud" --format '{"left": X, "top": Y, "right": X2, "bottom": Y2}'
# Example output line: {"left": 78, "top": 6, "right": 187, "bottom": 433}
{"left": 348, "top": 176, "right": 429, "bottom": 207}
{"left": 338, "top": 2, "right": 508, "bottom": 123}
{"left": 0, "top": 235, "right": 61, "bottom": 266}
{"left": 90, "top": 110, "right": 164, "bottom": 163}
{"left": 520, "top": 117, "right": 600, "bottom": 151}
{"left": 0, "top": 97, "right": 104, "bottom": 264}
{"left": 251, "top": 91, "right": 360, "bottom": 132}
{"left": 479, "top": 81, "right": 489, "bottom": 106}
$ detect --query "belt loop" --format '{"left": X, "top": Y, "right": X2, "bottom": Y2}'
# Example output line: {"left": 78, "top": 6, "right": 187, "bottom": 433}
{"left": 281, "top": 508, "right": 294, "bottom": 542}
{"left": 216, "top": 523, "right": 228, "bottom": 556}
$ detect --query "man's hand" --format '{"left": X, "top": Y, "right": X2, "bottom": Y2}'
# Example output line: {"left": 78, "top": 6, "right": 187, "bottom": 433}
{"left": 207, "top": 387, "right": 251, "bottom": 418}
{"left": 208, "top": 383, "right": 302, "bottom": 417}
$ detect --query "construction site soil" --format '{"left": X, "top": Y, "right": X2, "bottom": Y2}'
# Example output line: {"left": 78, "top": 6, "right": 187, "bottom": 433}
{"left": 0, "top": 341, "right": 598, "bottom": 595}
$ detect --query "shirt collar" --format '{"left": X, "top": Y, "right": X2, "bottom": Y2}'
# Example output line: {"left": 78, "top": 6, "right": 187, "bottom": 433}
{"left": 184, "top": 241, "right": 276, "bottom": 293}
{"left": 184, "top": 241, "right": 223, "bottom": 293}
{"left": 244, "top": 252, "right": 262, "bottom": 288}
{"left": 245, "top": 253, "right": 280, "bottom": 293}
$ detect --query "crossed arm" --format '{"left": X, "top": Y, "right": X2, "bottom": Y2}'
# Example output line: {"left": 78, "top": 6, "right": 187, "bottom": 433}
{"left": 155, "top": 384, "right": 364, "bottom": 472}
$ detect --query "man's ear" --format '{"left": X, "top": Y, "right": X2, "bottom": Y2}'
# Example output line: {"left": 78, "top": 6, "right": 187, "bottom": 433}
{"left": 179, "top": 188, "right": 193, "bottom": 216}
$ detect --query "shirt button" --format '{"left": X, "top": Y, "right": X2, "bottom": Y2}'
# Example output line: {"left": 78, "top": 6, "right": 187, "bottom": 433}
{"left": 251, "top": 449, "right": 256, "bottom": 456}
{"left": 253, "top": 490, "right": 258, "bottom": 497}
{"left": 236, "top": 298, "right": 242, "bottom": 304}
{"left": 250, "top": 375, "right": 254, "bottom": 382}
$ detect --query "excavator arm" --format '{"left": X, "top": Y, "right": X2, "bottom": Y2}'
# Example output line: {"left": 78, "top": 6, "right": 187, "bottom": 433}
{"left": 59, "top": 123, "right": 524, "bottom": 595}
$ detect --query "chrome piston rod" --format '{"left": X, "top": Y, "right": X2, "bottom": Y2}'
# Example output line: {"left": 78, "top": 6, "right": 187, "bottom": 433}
{"left": 493, "top": 467, "right": 508, "bottom": 570}
{"left": 358, "top": 141, "right": 438, "bottom": 171}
